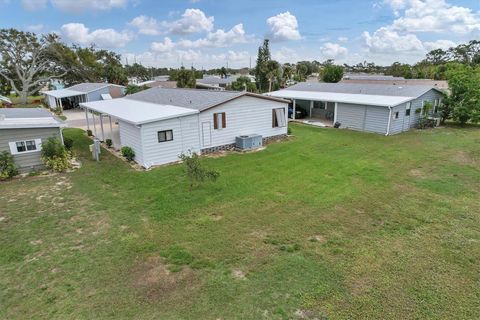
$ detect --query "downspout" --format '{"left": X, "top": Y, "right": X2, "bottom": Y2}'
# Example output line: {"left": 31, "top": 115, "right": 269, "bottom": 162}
{"left": 385, "top": 106, "right": 393, "bottom": 136}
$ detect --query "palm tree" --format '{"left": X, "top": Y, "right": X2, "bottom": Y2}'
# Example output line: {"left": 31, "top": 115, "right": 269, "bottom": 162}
{"left": 266, "top": 60, "right": 280, "bottom": 92}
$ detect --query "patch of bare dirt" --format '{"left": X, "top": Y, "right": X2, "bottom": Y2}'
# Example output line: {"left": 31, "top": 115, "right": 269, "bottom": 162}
{"left": 232, "top": 269, "right": 247, "bottom": 280}
{"left": 349, "top": 275, "right": 374, "bottom": 296}
{"left": 308, "top": 235, "right": 326, "bottom": 243}
{"left": 131, "top": 256, "right": 198, "bottom": 301}
{"left": 408, "top": 169, "right": 424, "bottom": 178}
{"left": 210, "top": 214, "right": 223, "bottom": 221}
{"left": 453, "top": 151, "right": 476, "bottom": 165}
{"left": 294, "top": 309, "right": 320, "bottom": 319}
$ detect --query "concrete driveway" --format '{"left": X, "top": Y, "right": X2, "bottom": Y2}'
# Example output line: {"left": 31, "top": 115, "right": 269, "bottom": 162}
{"left": 64, "top": 109, "right": 121, "bottom": 149}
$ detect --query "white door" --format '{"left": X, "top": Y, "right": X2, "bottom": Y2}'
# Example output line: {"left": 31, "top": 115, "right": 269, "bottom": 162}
{"left": 202, "top": 122, "right": 212, "bottom": 147}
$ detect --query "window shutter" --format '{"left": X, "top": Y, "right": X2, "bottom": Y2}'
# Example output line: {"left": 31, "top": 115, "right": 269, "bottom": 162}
{"left": 8, "top": 142, "right": 18, "bottom": 155}
{"left": 213, "top": 113, "right": 218, "bottom": 129}
{"left": 221, "top": 112, "right": 226, "bottom": 128}
{"left": 272, "top": 109, "right": 276, "bottom": 128}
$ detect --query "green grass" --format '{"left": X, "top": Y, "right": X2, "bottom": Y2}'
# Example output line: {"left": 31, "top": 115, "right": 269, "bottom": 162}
{"left": 1, "top": 124, "right": 479, "bottom": 319}
{"left": 4, "top": 95, "right": 44, "bottom": 108}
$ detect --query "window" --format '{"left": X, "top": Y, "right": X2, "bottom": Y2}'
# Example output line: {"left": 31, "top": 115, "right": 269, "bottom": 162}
{"left": 272, "top": 108, "right": 286, "bottom": 127}
{"left": 405, "top": 102, "right": 411, "bottom": 116}
{"left": 394, "top": 111, "right": 399, "bottom": 119}
{"left": 158, "top": 130, "right": 173, "bottom": 142}
{"left": 9, "top": 139, "right": 39, "bottom": 155}
{"left": 213, "top": 112, "right": 226, "bottom": 129}
{"left": 434, "top": 99, "right": 439, "bottom": 113}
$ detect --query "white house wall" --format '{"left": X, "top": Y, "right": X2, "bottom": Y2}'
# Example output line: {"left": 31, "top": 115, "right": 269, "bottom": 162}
{"left": 198, "top": 96, "right": 288, "bottom": 148}
{"left": 118, "top": 120, "right": 144, "bottom": 165}
{"left": 140, "top": 114, "right": 200, "bottom": 168}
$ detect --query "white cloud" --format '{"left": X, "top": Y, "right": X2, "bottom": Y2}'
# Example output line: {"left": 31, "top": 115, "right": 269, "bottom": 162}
{"left": 151, "top": 37, "right": 175, "bottom": 52}
{"left": 128, "top": 15, "right": 161, "bottom": 35}
{"left": 266, "top": 11, "right": 302, "bottom": 41}
{"left": 362, "top": 27, "right": 424, "bottom": 53}
{"left": 272, "top": 47, "right": 300, "bottom": 63}
{"left": 167, "top": 8, "right": 214, "bottom": 35}
{"left": 212, "top": 50, "right": 250, "bottom": 63}
{"left": 384, "top": 0, "right": 480, "bottom": 34}
{"left": 60, "top": 23, "right": 133, "bottom": 48}
{"left": 320, "top": 42, "right": 348, "bottom": 59}
{"left": 337, "top": 36, "right": 348, "bottom": 43}
{"left": 129, "top": 9, "right": 214, "bottom": 36}
{"left": 423, "top": 39, "right": 456, "bottom": 51}
{"left": 51, "top": 0, "right": 127, "bottom": 13}
{"left": 21, "top": 0, "right": 47, "bottom": 10}
{"left": 178, "top": 24, "right": 248, "bottom": 48}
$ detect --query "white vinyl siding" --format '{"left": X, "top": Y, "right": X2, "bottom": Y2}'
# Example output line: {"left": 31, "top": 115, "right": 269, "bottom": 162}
{"left": 140, "top": 114, "right": 200, "bottom": 168}
{"left": 364, "top": 106, "right": 389, "bottom": 134}
{"left": 199, "top": 96, "right": 288, "bottom": 148}
{"left": 336, "top": 103, "right": 366, "bottom": 131}
{"left": 118, "top": 120, "right": 144, "bottom": 166}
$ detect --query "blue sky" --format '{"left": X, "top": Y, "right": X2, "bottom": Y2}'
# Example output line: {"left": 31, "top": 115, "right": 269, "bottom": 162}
{"left": 1, "top": 0, "right": 479, "bottom": 68}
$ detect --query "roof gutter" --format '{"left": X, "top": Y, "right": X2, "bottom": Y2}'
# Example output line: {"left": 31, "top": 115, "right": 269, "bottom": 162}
{"left": 385, "top": 106, "right": 393, "bottom": 136}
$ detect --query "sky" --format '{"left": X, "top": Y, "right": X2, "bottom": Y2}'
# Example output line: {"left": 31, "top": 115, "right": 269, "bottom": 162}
{"left": 1, "top": 0, "right": 479, "bottom": 69}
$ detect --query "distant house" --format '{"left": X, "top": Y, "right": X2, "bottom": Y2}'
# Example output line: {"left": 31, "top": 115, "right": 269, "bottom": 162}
{"left": 80, "top": 88, "right": 288, "bottom": 168}
{"left": 267, "top": 83, "right": 444, "bottom": 135}
{"left": 43, "top": 83, "right": 125, "bottom": 110}
{"left": 136, "top": 80, "right": 177, "bottom": 89}
{"left": 196, "top": 75, "right": 238, "bottom": 90}
{"left": 0, "top": 108, "right": 66, "bottom": 172}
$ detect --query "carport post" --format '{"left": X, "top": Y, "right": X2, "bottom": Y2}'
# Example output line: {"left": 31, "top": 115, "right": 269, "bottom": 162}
{"left": 309, "top": 100, "right": 314, "bottom": 118}
{"left": 109, "top": 116, "right": 113, "bottom": 140}
{"left": 100, "top": 114, "right": 105, "bottom": 141}
{"left": 59, "top": 98, "right": 63, "bottom": 111}
{"left": 92, "top": 111, "right": 97, "bottom": 137}
{"left": 292, "top": 99, "right": 296, "bottom": 120}
{"left": 334, "top": 103, "right": 338, "bottom": 123}
{"left": 85, "top": 108, "right": 90, "bottom": 131}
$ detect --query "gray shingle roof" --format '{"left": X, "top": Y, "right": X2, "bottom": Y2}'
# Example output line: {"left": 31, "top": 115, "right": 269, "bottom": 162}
{"left": 286, "top": 82, "right": 439, "bottom": 98}
{"left": 0, "top": 108, "right": 53, "bottom": 118}
{"left": 68, "top": 83, "right": 121, "bottom": 93}
{"left": 125, "top": 87, "right": 245, "bottom": 111}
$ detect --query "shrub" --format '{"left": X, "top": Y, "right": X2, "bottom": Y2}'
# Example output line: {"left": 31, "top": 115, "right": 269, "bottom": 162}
{"left": 105, "top": 139, "right": 113, "bottom": 148}
{"left": 121, "top": 146, "right": 135, "bottom": 161}
{"left": 41, "top": 137, "right": 71, "bottom": 172}
{"left": 179, "top": 151, "right": 219, "bottom": 190}
{"left": 287, "top": 126, "right": 292, "bottom": 135}
{"left": 86, "top": 129, "right": 93, "bottom": 136}
{"left": 416, "top": 117, "right": 436, "bottom": 129}
{"left": 63, "top": 137, "right": 73, "bottom": 150}
{"left": 0, "top": 151, "right": 18, "bottom": 180}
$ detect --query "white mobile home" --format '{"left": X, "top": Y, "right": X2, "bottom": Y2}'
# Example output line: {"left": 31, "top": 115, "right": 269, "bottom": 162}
{"left": 268, "top": 83, "right": 445, "bottom": 135}
{"left": 81, "top": 88, "right": 288, "bottom": 168}
{"left": 43, "top": 83, "right": 125, "bottom": 110}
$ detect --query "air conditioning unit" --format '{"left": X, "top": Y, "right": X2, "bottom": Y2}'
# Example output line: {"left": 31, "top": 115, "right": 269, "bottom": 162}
{"left": 235, "top": 134, "right": 263, "bottom": 150}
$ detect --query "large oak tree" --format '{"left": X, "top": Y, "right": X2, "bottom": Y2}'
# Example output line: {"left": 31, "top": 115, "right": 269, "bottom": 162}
{"left": 0, "top": 29, "right": 66, "bottom": 104}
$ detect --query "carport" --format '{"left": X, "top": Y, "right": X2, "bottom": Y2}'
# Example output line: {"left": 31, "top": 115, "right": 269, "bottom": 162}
{"left": 43, "top": 89, "right": 87, "bottom": 110}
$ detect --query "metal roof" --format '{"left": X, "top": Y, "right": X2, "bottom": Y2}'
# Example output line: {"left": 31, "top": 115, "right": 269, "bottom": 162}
{"left": 69, "top": 83, "right": 124, "bottom": 93}
{"left": 197, "top": 76, "right": 237, "bottom": 85}
{"left": 285, "top": 82, "right": 439, "bottom": 98}
{"left": 0, "top": 108, "right": 66, "bottom": 129}
{"left": 125, "top": 87, "right": 244, "bottom": 111}
{"left": 125, "top": 87, "right": 287, "bottom": 111}
{"left": 266, "top": 90, "right": 414, "bottom": 107}
{"left": 80, "top": 98, "right": 199, "bottom": 125}
{"left": 43, "top": 88, "right": 84, "bottom": 98}
{"left": 43, "top": 83, "right": 125, "bottom": 98}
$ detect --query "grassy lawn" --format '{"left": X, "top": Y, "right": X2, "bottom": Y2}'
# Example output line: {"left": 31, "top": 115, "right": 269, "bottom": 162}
{"left": 3, "top": 95, "right": 44, "bottom": 108}
{"left": 1, "top": 124, "right": 479, "bottom": 319}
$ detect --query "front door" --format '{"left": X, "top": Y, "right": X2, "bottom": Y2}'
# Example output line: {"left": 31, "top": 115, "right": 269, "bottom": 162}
{"left": 202, "top": 122, "right": 212, "bottom": 147}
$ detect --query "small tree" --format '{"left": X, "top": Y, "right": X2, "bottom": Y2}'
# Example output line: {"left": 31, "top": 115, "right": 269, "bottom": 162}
{"left": 0, "top": 151, "right": 18, "bottom": 180}
{"left": 320, "top": 64, "right": 344, "bottom": 83}
{"left": 179, "top": 152, "right": 219, "bottom": 190}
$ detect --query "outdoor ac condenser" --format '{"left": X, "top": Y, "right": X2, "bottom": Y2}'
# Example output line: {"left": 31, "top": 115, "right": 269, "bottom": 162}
{"left": 235, "top": 134, "right": 263, "bottom": 150}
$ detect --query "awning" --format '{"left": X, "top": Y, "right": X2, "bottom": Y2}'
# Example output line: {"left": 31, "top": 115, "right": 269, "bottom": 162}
{"left": 266, "top": 90, "right": 414, "bottom": 107}
{"left": 80, "top": 98, "right": 199, "bottom": 125}
{"left": 43, "top": 89, "right": 84, "bottom": 99}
